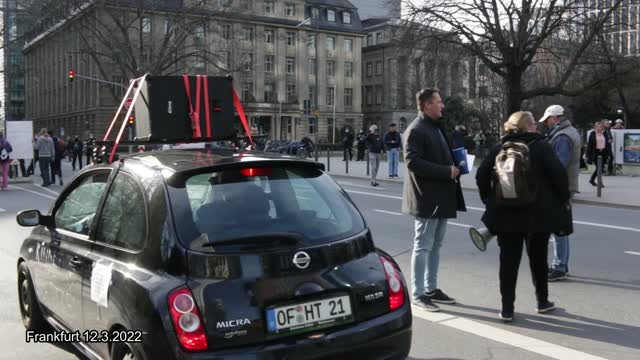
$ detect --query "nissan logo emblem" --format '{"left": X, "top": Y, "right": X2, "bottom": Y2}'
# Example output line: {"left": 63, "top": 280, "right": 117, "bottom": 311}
{"left": 292, "top": 251, "right": 311, "bottom": 269}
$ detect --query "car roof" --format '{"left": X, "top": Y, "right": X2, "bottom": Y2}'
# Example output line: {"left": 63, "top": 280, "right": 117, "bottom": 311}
{"left": 122, "top": 149, "right": 324, "bottom": 175}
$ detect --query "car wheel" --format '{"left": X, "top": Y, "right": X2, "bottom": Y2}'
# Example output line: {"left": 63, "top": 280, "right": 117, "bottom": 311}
{"left": 111, "top": 341, "right": 145, "bottom": 360}
{"left": 17, "top": 262, "right": 48, "bottom": 331}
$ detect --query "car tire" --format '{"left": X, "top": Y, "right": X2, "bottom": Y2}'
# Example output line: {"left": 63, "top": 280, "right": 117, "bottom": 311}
{"left": 111, "top": 340, "right": 145, "bottom": 360}
{"left": 17, "top": 262, "right": 48, "bottom": 331}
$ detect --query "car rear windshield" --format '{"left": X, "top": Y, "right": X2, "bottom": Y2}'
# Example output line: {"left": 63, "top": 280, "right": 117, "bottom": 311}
{"left": 172, "top": 166, "right": 366, "bottom": 249}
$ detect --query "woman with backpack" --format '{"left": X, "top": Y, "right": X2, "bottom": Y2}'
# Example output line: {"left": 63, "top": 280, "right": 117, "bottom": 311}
{"left": 0, "top": 131, "right": 13, "bottom": 191}
{"left": 476, "top": 111, "right": 571, "bottom": 322}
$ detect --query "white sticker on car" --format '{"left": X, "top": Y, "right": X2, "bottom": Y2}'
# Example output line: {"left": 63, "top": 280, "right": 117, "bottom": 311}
{"left": 91, "top": 262, "right": 112, "bottom": 308}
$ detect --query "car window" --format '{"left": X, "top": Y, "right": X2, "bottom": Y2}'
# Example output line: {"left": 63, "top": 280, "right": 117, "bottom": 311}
{"left": 55, "top": 172, "right": 110, "bottom": 235}
{"left": 95, "top": 172, "right": 147, "bottom": 250}
{"left": 177, "top": 167, "right": 365, "bottom": 248}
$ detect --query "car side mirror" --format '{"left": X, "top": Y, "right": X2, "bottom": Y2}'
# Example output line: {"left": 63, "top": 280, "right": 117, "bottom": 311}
{"left": 16, "top": 210, "right": 42, "bottom": 227}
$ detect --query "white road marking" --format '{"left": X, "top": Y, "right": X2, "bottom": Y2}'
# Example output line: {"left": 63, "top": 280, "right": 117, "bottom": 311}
{"left": 39, "top": 186, "right": 61, "bottom": 196}
{"left": 373, "top": 210, "right": 473, "bottom": 229}
{"left": 625, "top": 251, "right": 640, "bottom": 256}
{"left": 338, "top": 181, "right": 386, "bottom": 190}
{"left": 412, "top": 306, "right": 608, "bottom": 360}
{"left": 9, "top": 185, "right": 58, "bottom": 201}
{"left": 351, "top": 190, "right": 640, "bottom": 233}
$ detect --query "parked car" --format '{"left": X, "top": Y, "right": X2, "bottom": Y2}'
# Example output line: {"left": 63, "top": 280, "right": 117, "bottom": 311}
{"left": 16, "top": 148, "right": 412, "bottom": 360}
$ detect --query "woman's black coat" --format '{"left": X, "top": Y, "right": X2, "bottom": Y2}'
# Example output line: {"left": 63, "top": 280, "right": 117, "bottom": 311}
{"left": 476, "top": 132, "right": 571, "bottom": 234}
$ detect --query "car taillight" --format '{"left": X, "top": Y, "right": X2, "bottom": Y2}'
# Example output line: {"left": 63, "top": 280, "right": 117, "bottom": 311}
{"left": 380, "top": 255, "right": 405, "bottom": 311}
{"left": 168, "top": 287, "right": 208, "bottom": 352}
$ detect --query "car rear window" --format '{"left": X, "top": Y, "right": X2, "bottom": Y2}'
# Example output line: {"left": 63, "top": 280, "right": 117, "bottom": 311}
{"left": 173, "top": 166, "right": 365, "bottom": 249}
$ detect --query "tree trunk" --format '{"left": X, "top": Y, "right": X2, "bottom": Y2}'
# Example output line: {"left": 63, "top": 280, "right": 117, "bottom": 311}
{"left": 505, "top": 70, "right": 523, "bottom": 117}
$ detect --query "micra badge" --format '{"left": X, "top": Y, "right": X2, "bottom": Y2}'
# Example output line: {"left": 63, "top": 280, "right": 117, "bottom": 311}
{"left": 363, "top": 291, "right": 384, "bottom": 302}
{"left": 216, "top": 318, "right": 251, "bottom": 329}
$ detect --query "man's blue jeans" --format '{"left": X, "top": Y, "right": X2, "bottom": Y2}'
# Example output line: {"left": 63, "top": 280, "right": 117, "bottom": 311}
{"left": 412, "top": 217, "right": 448, "bottom": 299}
{"left": 551, "top": 193, "right": 574, "bottom": 273}
{"left": 387, "top": 148, "right": 399, "bottom": 176}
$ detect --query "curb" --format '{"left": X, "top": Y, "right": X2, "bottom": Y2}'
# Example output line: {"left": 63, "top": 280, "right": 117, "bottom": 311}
{"left": 328, "top": 173, "right": 640, "bottom": 211}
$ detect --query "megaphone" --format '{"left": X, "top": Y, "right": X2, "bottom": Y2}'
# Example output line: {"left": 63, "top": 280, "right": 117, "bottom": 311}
{"left": 469, "top": 227, "right": 496, "bottom": 252}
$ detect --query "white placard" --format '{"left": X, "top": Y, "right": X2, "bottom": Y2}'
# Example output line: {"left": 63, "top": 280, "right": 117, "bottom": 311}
{"left": 466, "top": 154, "right": 476, "bottom": 172}
{"left": 5, "top": 121, "right": 34, "bottom": 160}
{"left": 90, "top": 262, "right": 112, "bottom": 308}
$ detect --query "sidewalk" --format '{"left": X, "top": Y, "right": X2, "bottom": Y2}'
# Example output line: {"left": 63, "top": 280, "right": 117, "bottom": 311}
{"left": 318, "top": 156, "right": 640, "bottom": 209}
{"left": 7, "top": 157, "right": 82, "bottom": 188}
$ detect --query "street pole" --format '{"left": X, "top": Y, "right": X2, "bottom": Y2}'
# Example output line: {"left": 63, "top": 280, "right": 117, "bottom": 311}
{"left": 314, "top": 19, "right": 319, "bottom": 147}
{"left": 74, "top": 74, "right": 127, "bottom": 89}
{"left": 333, "top": 85, "right": 336, "bottom": 144}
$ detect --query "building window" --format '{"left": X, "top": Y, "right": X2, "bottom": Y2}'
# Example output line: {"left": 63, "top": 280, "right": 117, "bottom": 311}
{"left": 240, "top": 0, "right": 251, "bottom": 10}
{"left": 327, "top": 60, "right": 335, "bottom": 76}
{"left": 265, "top": 1, "right": 274, "bottom": 14}
{"left": 326, "top": 36, "right": 335, "bottom": 50}
{"left": 376, "top": 32, "right": 383, "bottom": 44}
{"left": 366, "top": 87, "right": 373, "bottom": 105}
{"left": 287, "top": 84, "right": 297, "bottom": 102}
{"left": 309, "top": 86, "right": 316, "bottom": 106}
{"left": 327, "top": 87, "right": 335, "bottom": 106}
{"left": 376, "top": 61, "right": 383, "bottom": 75}
{"left": 194, "top": 25, "right": 205, "bottom": 44}
{"left": 222, "top": 24, "right": 231, "bottom": 39}
{"left": 311, "top": 7, "right": 320, "bottom": 19}
{"left": 328, "top": 9, "right": 336, "bottom": 22}
{"left": 265, "top": 29, "right": 274, "bottom": 44}
{"left": 218, "top": 0, "right": 231, "bottom": 6}
{"left": 309, "top": 119, "right": 316, "bottom": 134}
{"left": 265, "top": 83, "right": 276, "bottom": 103}
{"left": 164, "top": 19, "right": 172, "bottom": 34}
{"left": 287, "top": 32, "right": 296, "bottom": 46}
{"left": 343, "top": 12, "right": 351, "bottom": 24}
{"left": 243, "top": 53, "right": 253, "bottom": 71}
{"left": 376, "top": 87, "right": 383, "bottom": 104}
{"left": 242, "top": 82, "right": 253, "bottom": 102}
{"left": 366, "top": 62, "right": 373, "bottom": 76}
{"left": 285, "top": 3, "right": 296, "bottom": 16}
{"left": 265, "top": 55, "right": 274, "bottom": 73}
{"left": 286, "top": 57, "right": 296, "bottom": 74}
{"left": 367, "top": 34, "right": 373, "bottom": 46}
{"left": 308, "top": 33, "right": 316, "bottom": 48}
{"left": 344, "top": 88, "right": 353, "bottom": 107}
{"left": 308, "top": 58, "right": 316, "bottom": 74}
{"left": 242, "top": 27, "right": 253, "bottom": 42}
{"left": 345, "top": 62, "right": 353, "bottom": 77}
{"left": 344, "top": 38, "right": 353, "bottom": 52}
{"left": 142, "top": 17, "right": 151, "bottom": 33}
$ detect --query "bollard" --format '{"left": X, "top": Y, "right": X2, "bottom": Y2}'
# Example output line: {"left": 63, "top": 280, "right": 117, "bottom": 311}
{"left": 327, "top": 146, "right": 331, "bottom": 172}
{"left": 366, "top": 150, "right": 370, "bottom": 176}
{"left": 346, "top": 151, "right": 349, "bottom": 174}
{"left": 597, "top": 155, "right": 602, "bottom": 197}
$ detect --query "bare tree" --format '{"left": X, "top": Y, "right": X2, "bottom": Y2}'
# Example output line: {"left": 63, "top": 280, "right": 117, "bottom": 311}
{"left": 405, "top": 0, "right": 628, "bottom": 116}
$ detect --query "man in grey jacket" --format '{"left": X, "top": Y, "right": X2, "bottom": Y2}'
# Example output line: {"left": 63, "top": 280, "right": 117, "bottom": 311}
{"left": 403, "top": 88, "right": 467, "bottom": 312}
{"left": 539, "top": 105, "right": 581, "bottom": 281}
{"left": 36, "top": 128, "right": 55, "bottom": 187}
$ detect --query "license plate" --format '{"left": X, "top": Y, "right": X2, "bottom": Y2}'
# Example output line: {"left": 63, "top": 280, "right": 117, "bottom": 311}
{"left": 266, "top": 295, "right": 352, "bottom": 334}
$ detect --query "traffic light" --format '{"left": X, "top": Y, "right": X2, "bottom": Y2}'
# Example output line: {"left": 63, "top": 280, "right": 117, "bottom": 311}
{"left": 128, "top": 115, "right": 135, "bottom": 126}
{"left": 69, "top": 70, "right": 75, "bottom": 83}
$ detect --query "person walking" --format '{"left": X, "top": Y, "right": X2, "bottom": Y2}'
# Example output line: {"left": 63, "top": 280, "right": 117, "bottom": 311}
{"left": 36, "top": 128, "right": 55, "bottom": 187}
{"left": 402, "top": 88, "right": 467, "bottom": 312}
{"left": 342, "top": 129, "right": 354, "bottom": 161}
{"left": 85, "top": 134, "right": 96, "bottom": 166}
{"left": 0, "top": 131, "right": 14, "bottom": 191}
{"left": 539, "top": 105, "right": 581, "bottom": 281}
{"left": 586, "top": 121, "right": 610, "bottom": 187}
{"left": 71, "top": 136, "right": 84, "bottom": 170}
{"left": 474, "top": 130, "right": 486, "bottom": 158}
{"left": 384, "top": 123, "right": 401, "bottom": 178}
{"left": 356, "top": 129, "right": 367, "bottom": 161}
{"left": 366, "top": 125, "right": 383, "bottom": 187}
{"left": 476, "top": 111, "right": 571, "bottom": 322}
{"left": 48, "top": 131, "right": 64, "bottom": 186}
{"left": 602, "top": 119, "right": 614, "bottom": 175}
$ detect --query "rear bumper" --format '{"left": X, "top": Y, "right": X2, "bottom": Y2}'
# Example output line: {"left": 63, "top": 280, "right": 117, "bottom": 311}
{"left": 174, "top": 304, "right": 412, "bottom": 360}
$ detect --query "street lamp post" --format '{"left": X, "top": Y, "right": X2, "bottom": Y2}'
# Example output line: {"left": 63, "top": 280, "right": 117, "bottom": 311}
{"left": 297, "top": 17, "right": 319, "bottom": 146}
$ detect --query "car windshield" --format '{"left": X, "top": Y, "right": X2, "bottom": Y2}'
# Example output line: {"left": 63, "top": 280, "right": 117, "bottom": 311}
{"left": 171, "top": 166, "right": 365, "bottom": 250}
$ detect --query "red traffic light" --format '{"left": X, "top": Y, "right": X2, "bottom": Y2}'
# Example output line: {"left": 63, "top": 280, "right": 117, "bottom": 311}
{"left": 128, "top": 115, "right": 135, "bottom": 125}
{"left": 69, "top": 70, "right": 75, "bottom": 82}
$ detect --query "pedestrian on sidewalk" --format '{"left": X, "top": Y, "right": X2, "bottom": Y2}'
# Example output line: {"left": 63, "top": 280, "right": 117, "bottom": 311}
{"left": 85, "top": 134, "right": 96, "bottom": 166}
{"left": 48, "top": 130, "right": 65, "bottom": 186}
{"left": 539, "top": 105, "right": 581, "bottom": 282}
{"left": 36, "top": 128, "right": 54, "bottom": 187}
{"left": 477, "top": 111, "right": 571, "bottom": 322}
{"left": 586, "top": 121, "right": 609, "bottom": 187}
{"left": 0, "top": 131, "right": 14, "bottom": 191}
{"left": 365, "top": 125, "right": 383, "bottom": 187}
{"left": 602, "top": 119, "right": 615, "bottom": 175}
{"left": 342, "top": 129, "right": 354, "bottom": 161}
{"left": 356, "top": 129, "right": 367, "bottom": 161}
{"left": 71, "top": 136, "right": 84, "bottom": 170}
{"left": 384, "top": 123, "right": 401, "bottom": 178}
{"left": 402, "top": 88, "right": 466, "bottom": 312}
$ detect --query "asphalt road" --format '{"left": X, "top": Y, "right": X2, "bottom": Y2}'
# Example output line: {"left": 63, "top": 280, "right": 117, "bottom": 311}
{"left": 1, "top": 162, "right": 639, "bottom": 360}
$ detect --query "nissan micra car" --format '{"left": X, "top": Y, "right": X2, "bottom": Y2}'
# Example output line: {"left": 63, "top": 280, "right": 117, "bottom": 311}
{"left": 16, "top": 148, "right": 412, "bottom": 360}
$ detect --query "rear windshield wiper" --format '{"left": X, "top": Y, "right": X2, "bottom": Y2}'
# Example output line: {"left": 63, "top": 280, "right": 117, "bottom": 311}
{"left": 201, "top": 232, "right": 304, "bottom": 250}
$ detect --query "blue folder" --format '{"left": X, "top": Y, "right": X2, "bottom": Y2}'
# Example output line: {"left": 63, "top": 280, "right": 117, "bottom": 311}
{"left": 452, "top": 147, "right": 469, "bottom": 175}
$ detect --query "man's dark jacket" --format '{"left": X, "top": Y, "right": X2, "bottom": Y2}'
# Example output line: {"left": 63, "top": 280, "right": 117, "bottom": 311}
{"left": 476, "top": 132, "right": 571, "bottom": 234}
{"left": 402, "top": 114, "right": 466, "bottom": 218}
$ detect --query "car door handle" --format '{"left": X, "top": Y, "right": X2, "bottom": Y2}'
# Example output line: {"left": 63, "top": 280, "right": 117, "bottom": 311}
{"left": 69, "top": 257, "right": 84, "bottom": 269}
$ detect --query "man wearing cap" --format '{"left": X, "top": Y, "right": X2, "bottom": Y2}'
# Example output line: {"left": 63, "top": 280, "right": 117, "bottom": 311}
{"left": 613, "top": 119, "right": 625, "bottom": 130}
{"left": 539, "top": 105, "right": 581, "bottom": 282}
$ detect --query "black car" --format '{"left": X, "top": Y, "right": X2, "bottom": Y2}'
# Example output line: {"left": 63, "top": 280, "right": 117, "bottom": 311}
{"left": 16, "top": 149, "right": 412, "bottom": 360}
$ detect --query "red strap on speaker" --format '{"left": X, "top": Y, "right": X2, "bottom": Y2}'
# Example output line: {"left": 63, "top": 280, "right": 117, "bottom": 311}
{"left": 232, "top": 88, "right": 254, "bottom": 147}
{"left": 183, "top": 75, "right": 202, "bottom": 138}
{"left": 203, "top": 76, "right": 212, "bottom": 138}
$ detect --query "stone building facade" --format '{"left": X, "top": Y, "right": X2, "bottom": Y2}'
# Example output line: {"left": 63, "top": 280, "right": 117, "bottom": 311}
{"left": 23, "top": 0, "right": 364, "bottom": 143}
